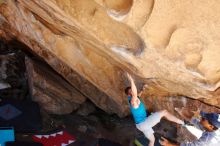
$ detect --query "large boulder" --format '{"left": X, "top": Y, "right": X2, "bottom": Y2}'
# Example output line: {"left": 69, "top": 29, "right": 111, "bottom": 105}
{"left": 25, "top": 57, "right": 86, "bottom": 114}
{"left": 0, "top": 0, "right": 220, "bottom": 116}
{"left": 0, "top": 42, "right": 28, "bottom": 99}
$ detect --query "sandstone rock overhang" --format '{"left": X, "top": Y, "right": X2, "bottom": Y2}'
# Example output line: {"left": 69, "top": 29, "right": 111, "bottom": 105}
{"left": 0, "top": 0, "right": 220, "bottom": 117}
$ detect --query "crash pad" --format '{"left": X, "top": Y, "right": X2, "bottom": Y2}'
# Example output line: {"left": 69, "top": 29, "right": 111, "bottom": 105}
{"left": 6, "top": 141, "right": 43, "bottom": 146}
{"left": 0, "top": 99, "right": 42, "bottom": 132}
{"left": 33, "top": 130, "right": 76, "bottom": 146}
{"left": 0, "top": 127, "right": 15, "bottom": 146}
{"left": 134, "top": 135, "right": 161, "bottom": 146}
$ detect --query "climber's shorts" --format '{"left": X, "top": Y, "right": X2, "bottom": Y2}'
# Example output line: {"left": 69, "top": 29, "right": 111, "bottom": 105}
{"left": 136, "top": 112, "right": 161, "bottom": 139}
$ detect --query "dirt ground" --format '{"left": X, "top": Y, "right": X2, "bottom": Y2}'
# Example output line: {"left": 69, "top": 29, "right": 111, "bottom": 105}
{"left": 13, "top": 108, "right": 196, "bottom": 146}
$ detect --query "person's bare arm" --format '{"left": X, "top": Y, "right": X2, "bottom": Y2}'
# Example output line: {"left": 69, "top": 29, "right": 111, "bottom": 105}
{"left": 138, "top": 84, "right": 148, "bottom": 97}
{"left": 159, "top": 137, "right": 180, "bottom": 146}
{"left": 126, "top": 73, "right": 140, "bottom": 108}
{"left": 138, "top": 90, "right": 143, "bottom": 97}
{"left": 126, "top": 73, "right": 137, "bottom": 98}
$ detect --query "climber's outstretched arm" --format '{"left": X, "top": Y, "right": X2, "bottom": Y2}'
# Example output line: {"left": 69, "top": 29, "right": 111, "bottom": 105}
{"left": 126, "top": 73, "right": 138, "bottom": 99}
{"left": 126, "top": 73, "right": 140, "bottom": 108}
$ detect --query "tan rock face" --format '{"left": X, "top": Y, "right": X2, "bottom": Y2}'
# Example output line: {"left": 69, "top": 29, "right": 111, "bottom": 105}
{"left": 0, "top": 0, "right": 220, "bottom": 116}
{"left": 25, "top": 57, "right": 86, "bottom": 114}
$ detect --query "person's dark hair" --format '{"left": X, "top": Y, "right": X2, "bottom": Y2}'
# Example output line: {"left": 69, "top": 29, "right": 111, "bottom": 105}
{"left": 213, "top": 126, "right": 218, "bottom": 131}
{"left": 124, "top": 86, "right": 131, "bottom": 95}
{"left": 208, "top": 120, "right": 219, "bottom": 130}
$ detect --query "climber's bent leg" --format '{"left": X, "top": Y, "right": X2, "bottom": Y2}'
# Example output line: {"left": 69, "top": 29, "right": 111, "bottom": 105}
{"left": 159, "top": 110, "right": 184, "bottom": 125}
{"left": 137, "top": 126, "right": 155, "bottom": 146}
{"left": 136, "top": 117, "right": 158, "bottom": 146}
{"left": 143, "top": 129, "right": 155, "bottom": 146}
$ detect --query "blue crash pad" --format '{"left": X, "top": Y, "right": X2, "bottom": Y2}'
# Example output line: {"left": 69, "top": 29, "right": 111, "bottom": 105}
{"left": 0, "top": 127, "right": 15, "bottom": 146}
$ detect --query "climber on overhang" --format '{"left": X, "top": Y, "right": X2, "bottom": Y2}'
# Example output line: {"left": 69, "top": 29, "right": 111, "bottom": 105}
{"left": 125, "top": 73, "right": 185, "bottom": 146}
{"left": 159, "top": 110, "right": 220, "bottom": 146}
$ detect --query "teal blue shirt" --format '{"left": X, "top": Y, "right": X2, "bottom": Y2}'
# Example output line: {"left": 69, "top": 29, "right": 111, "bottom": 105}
{"left": 128, "top": 96, "right": 147, "bottom": 124}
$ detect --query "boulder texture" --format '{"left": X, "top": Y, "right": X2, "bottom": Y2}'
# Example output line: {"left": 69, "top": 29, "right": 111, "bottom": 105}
{"left": 25, "top": 57, "right": 86, "bottom": 114}
{"left": 0, "top": 0, "right": 220, "bottom": 116}
{"left": 0, "top": 41, "right": 29, "bottom": 99}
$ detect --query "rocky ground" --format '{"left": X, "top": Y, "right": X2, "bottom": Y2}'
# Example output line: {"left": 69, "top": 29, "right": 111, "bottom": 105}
{"left": 14, "top": 104, "right": 201, "bottom": 146}
{"left": 15, "top": 106, "right": 196, "bottom": 146}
